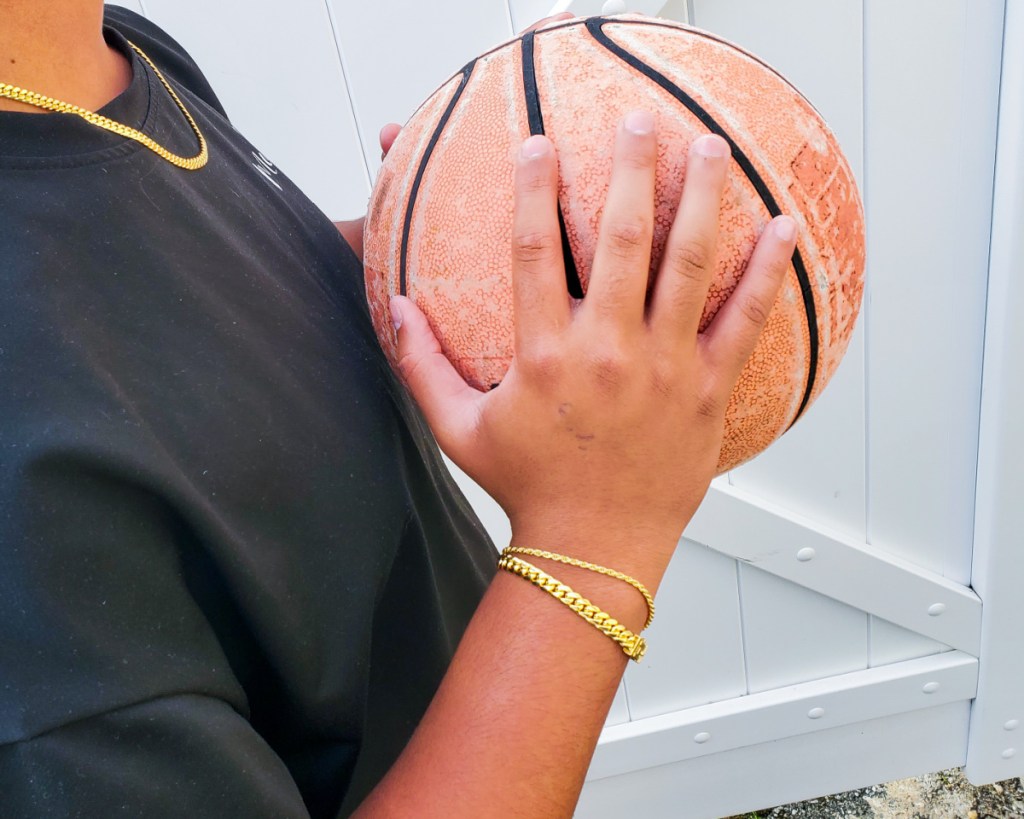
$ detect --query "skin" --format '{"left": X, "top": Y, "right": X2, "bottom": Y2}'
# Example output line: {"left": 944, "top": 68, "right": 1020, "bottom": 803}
{"left": 0, "top": 1, "right": 131, "bottom": 113}
{"left": 1, "top": 4, "right": 796, "bottom": 816}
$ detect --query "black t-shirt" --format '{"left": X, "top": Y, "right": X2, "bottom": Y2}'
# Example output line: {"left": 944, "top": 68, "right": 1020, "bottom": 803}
{"left": 0, "top": 7, "right": 495, "bottom": 817}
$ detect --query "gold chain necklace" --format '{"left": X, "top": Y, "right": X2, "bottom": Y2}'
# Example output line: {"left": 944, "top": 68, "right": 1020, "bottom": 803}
{"left": 0, "top": 40, "right": 208, "bottom": 170}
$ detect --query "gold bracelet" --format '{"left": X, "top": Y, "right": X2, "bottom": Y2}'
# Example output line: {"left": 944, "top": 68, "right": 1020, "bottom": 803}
{"left": 502, "top": 546, "right": 655, "bottom": 629}
{"left": 498, "top": 553, "right": 647, "bottom": 662}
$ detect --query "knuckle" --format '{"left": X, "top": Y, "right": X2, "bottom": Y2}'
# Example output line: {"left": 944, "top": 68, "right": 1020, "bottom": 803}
{"left": 648, "top": 360, "right": 678, "bottom": 398}
{"left": 605, "top": 218, "right": 651, "bottom": 257}
{"left": 765, "top": 252, "right": 792, "bottom": 283}
{"left": 395, "top": 349, "right": 427, "bottom": 384}
{"left": 520, "top": 170, "right": 553, "bottom": 195}
{"left": 512, "top": 230, "right": 558, "bottom": 264}
{"left": 694, "top": 386, "right": 723, "bottom": 420}
{"left": 521, "top": 342, "right": 563, "bottom": 382}
{"left": 738, "top": 293, "right": 772, "bottom": 326}
{"left": 585, "top": 345, "right": 630, "bottom": 390}
{"left": 622, "top": 147, "right": 656, "bottom": 172}
{"left": 667, "top": 238, "right": 713, "bottom": 279}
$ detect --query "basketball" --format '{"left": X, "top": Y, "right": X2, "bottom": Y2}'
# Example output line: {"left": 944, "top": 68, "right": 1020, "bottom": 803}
{"left": 363, "top": 14, "right": 865, "bottom": 473}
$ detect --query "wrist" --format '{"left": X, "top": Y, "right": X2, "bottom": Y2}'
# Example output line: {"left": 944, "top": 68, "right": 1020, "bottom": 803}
{"left": 497, "top": 551, "right": 649, "bottom": 661}
{"left": 507, "top": 517, "right": 686, "bottom": 599}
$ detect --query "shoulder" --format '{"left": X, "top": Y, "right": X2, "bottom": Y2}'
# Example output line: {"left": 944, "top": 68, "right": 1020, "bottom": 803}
{"left": 103, "top": 4, "right": 229, "bottom": 118}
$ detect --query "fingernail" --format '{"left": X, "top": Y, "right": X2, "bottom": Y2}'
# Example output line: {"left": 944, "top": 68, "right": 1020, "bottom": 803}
{"left": 774, "top": 215, "right": 797, "bottom": 242}
{"left": 521, "top": 135, "right": 551, "bottom": 160}
{"left": 624, "top": 110, "right": 655, "bottom": 135}
{"left": 389, "top": 296, "right": 404, "bottom": 331}
{"left": 694, "top": 134, "right": 730, "bottom": 158}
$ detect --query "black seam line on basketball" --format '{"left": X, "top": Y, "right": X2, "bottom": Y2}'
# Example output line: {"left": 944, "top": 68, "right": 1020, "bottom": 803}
{"left": 521, "top": 32, "right": 584, "bottom": 299}
{"left": 522, "top": 32, "right": 545, "bottom": 135}
{"left": 400, "top": 61, "right": 476, "bottom": 297}
{"left": 585, "top": 17, "right": 819, "bottom": 426}
{"left": 415, "top": 16, "right": 814, "bottom": 123}
{"left": 588, "top": 18, "right": 818, "bottom": 115}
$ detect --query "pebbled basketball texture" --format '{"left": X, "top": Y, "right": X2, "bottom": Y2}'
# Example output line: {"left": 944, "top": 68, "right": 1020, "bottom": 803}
{"left": 364, "top": 14, "right": 865, "bottom": 473}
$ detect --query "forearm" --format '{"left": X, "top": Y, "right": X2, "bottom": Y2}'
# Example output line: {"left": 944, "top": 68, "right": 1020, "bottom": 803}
{"left": 353, "top": 534, "right": 671, "bottom": 818}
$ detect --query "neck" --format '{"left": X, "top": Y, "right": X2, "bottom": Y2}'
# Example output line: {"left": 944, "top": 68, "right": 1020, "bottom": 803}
{"left": 0, "top": 2, "right": 132, "bottom": 113}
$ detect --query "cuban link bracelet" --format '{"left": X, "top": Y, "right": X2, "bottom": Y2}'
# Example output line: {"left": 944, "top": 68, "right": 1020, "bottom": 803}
{"left": 497, "top": 553, "right": 647, "bottom": 662}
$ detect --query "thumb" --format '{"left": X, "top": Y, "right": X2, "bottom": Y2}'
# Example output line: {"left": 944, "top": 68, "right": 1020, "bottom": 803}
{"left": 390, "top": 295, "right": 482, "bottom": 452}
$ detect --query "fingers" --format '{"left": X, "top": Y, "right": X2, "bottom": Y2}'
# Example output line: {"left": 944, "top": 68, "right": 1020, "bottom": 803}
{"left": 511, "top": 135, "right": 571, "bottom": 351}
{"left": 702, "top": 215, "right": 797, "bottom": 385}
{"left": 390, "top": 295, "right": 482, "bottom": 451}
{"left": 585, "top": 111, "right": 658, "bottom": 328}
{"left": 519, "top": 12, "right": 573, "bottom": 34}
{"left": 379, "top": 123, "right": 401, "bottom": 159}
{"left": 648, "top": 134, "right": 731, "bottom": 341}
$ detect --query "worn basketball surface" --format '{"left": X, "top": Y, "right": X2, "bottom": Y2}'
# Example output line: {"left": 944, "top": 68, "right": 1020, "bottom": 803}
{"left": 364, "top": 14, "right": 865, "bottom": 473}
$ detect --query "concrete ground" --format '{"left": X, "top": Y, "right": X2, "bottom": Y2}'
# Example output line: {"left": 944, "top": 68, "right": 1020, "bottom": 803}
{"left": 725, "top": 769, "right": 1024, "bottom": 818}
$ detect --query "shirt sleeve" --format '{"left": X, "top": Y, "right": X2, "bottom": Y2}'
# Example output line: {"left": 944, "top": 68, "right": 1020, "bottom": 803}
{"left": 0, "top": 432, "right": 311, "bottom": 817}
{"left": 0, "top": 695, "right": 309, "bottom": 818}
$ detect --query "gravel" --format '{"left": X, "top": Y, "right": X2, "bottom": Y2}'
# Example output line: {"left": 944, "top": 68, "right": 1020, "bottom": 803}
{"left": 725, "top": 769, "right": 1024, "bottom": 818}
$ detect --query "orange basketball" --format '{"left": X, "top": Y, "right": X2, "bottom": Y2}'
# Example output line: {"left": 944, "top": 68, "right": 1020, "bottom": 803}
{"left": 364, "top": 14, "right": 865, "bottom": 473}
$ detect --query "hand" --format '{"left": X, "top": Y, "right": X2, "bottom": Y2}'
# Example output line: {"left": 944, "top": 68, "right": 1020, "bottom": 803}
{"left": 335, "top": 123, "right": 402, "bottom": 260}
{"left": 390, "top": 112, "right": 796, "bottom": 583}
